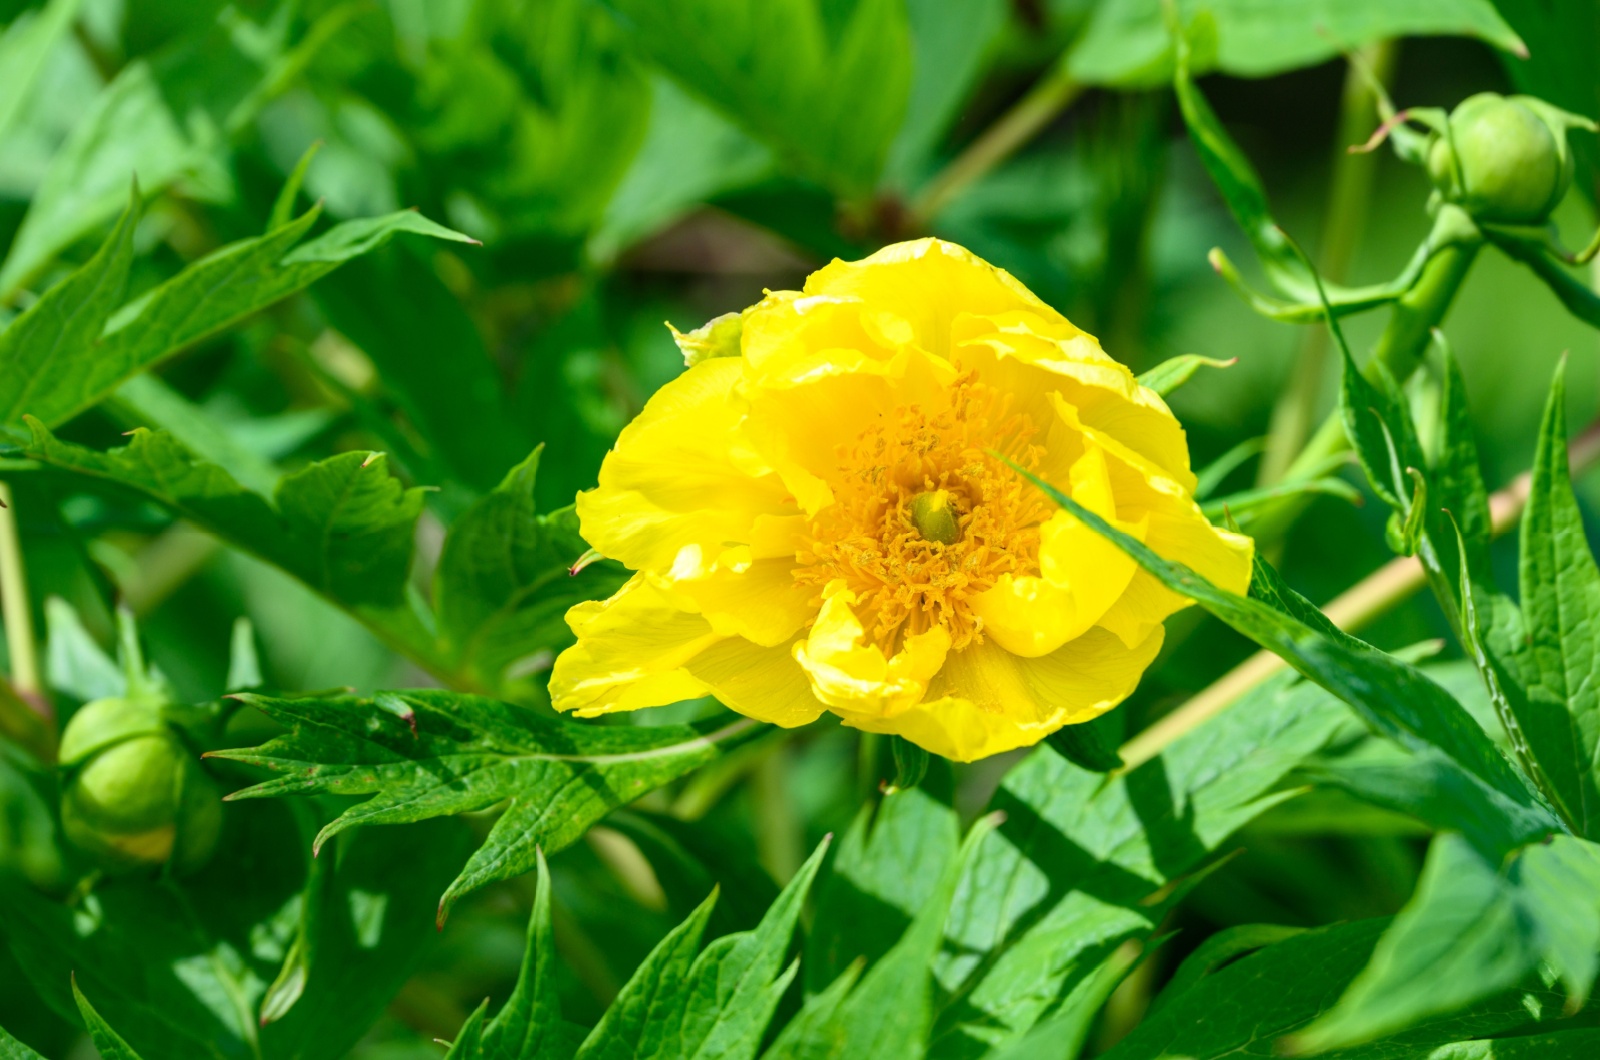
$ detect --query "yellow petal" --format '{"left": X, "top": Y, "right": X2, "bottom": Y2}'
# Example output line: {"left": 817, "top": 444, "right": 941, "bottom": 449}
{"left": 679, "top": 637, "right": 829, "bottom": 728}
{"left": 551, "top": 576, "right": 826, "bottom": 728}
{"left": 550, "top": 576, "right": 721, "bottom": 716}
{"left": 793, "top": 582, "right": 950, "bottom": 717}
{"left": 649, "top": 547, "right": 814, "bottom": 647}
{"left": 971, "top": 445, "right": 1144, "bottom": 657}
{"left": 803, "top": 238, "right": 1069, "bottom": 357}
{"left": 842, "top": 626, "right": 1164, "bottom": 762}
{"left": 575, "top": 357, "right": 793, "bottom": 574}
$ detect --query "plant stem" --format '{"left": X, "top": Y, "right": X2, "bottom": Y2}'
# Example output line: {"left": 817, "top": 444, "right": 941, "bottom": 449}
{"left": 1249, "top": 206, "right": 1483, "bottom": 542}
{"left": 0, "top": 480, "right": 42, "bottom": 708}
{"left": 1259, "top": 42, "right": 1397, "bottom": 485}
{"left": 909, "top": 55, "right": 1084, "bottom": 227}
{"left": 1120, "top": 419, "right": 1600, "bottom": 770}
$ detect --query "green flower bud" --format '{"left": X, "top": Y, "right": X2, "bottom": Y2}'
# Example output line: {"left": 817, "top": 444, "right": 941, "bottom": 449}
{"left": 1426, "top": 93, "right": 1578, "bottom": 224}
{"left": 58, "top": 697, "right": 222, "bottom": 875}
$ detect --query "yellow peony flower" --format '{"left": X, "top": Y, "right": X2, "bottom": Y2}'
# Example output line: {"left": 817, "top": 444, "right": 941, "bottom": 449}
{"left": 549, "top": 239, "right": 1252, "bottom": 761}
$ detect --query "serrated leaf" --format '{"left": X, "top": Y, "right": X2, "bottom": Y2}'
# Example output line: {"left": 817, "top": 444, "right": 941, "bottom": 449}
{"left": 1011, "top": 461, "right": 1560, "bottom": 851}
{"left": 1070, "top": 0, "right": 1521, "bottom": 88}
{"left": 434, "top": 448, "right": 620, "bottom": 699}
{"left": 24, "top": 423, "right": 424, "bottom": 611}
{"left": 7, "top": 201, "right": 474, "bottom": 431}
{"left": 601, "top": 0, "right": 911, "bottom": 194}
{"left": 209, "top": 690, "right": 764, "bottom": 920}
{"left": 1135, "top": 354, "right": 1234, "bottom": 397}
{"left": 1510, "top": 363, "right": 1600, "bottom": 838}
{"left": 1296, "top": 833, "right": 1600, "bottom": 1051}
{"left": 72, "top": 980, "right": 145, "bottom": 1060}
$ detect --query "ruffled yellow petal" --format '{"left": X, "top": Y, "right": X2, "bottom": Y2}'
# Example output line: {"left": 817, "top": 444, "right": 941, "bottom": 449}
{"left": 575, "top": 357, "right": 792, "bottom": 574}
{"left": 842, "top": 626, "right": 1164, "bottom": 761}
{"left": 793, "top": 582, "right": 951, "bottom": 716}
{"left": 551, "top": 576, "right": 721, "bottom": 716}
{"left": 802, "top": 238, "right": 1069, "bottom": 356}
{"left": 1044, "top": 396, "right": 1253, "bottom": 647}
{"left": 551, "top": 575, "right": 826, "bottom": 728}
{"left": 649, "top": 546, "right": 814, "bottom": 647}
{"left": 970, "top": 445, "right": 1144, "bottom": 657}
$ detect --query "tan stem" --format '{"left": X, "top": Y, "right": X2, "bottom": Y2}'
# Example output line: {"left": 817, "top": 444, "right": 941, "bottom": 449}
{"left": 1120, "top": 420, "right": 1600, "bottom": 770}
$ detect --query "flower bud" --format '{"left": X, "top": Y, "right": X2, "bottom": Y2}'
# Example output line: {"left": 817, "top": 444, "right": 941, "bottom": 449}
{"left": 58, "top": 697, "right": 222, "bottom": 875}
{"left": 1426, "top": 93, "right": 1574, "bottom": 224}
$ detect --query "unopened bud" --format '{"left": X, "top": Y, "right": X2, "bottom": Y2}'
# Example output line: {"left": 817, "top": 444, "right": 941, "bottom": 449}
{"left": 58, "top": 697, "right": 222, "bottom": 875}
{"left": 1426, "top": 93, "right": 1591, "bottom": 224}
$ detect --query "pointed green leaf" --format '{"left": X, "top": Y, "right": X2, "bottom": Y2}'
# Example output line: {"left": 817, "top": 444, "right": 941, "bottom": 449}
{"left": 0, "top": 188, "right": 139, "bottom": 429}
{"left": 434, "top": 448, "right": 621, "bottom": 699}
{"left": 0, "top": 1022, "right": 49, "bottom": 1060}
{"left": 1135, "top": 354, "right": 1234, "bottom": 397}
{"left": 4, "top": 202, "right": 475, "bottom": 431}
{"left": 208, "top": 690, "right": 764, "bottom": 920}
{"left": 72, "top": 980, "right": 145, "bottom": 1060}
{"left": 480, "top": 850, "right": 572, "bottom": 1060}
{"left": 1513, "top": 362, "right": 1600, "bottom": 838}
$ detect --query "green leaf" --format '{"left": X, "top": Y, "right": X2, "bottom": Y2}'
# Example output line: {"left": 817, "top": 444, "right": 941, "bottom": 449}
{"left": 43, "top": 596, "right": 123, "bottom": 703}
{"left": 0, "top": 62, "right": 204, "bottom": 298}
{"left": 434, "top": 448, "right": 621, "bottom": 700}
{"left": 477, "top": 850, "right": 575, "bottom": 1060}
{"left": 1070, "top": 0, "right": 1523, "bottom": 88}
{"left": 1010, "top": 461, "right": 1560, "bottom": 850}
{"left": 1148, "top": 924, "right": 1307, "bottom": 1014}
{"left": 1295, "top": 833, "right": 1600, "bottom": 1051}
{"left": 805, "top": 785, "right": 960, "bottom": 994}
{"left": 1510, "top": 362, "right": 1600, "bottom": 838}
{"left": 930, "top": 669, "right": 1351, "bottom": 1057}
{"left": 72, "top": 980, "right": 145, "bottom": 1060}
{"left": 0, "top": 1022, "right": 49, "bottom": 1060}
{"left": 4, "top": 198, "right": 474, "bottom": 431}
{"left": 772, "top": 815, "right": 999, "bottom": 1060}
{"left": 1135, "top": 354, "right": 1235, "bottom": 397}
{"left": 1101, "top": 914, "right": 1586, "bottom": 1059}
{"left": 883, "top": 0, "right": 1007, "bottom": 187}
{"left": 209, "top": 690, "right": 765, "bottom": 921}
{"left": 1043, "top": 713, "right": 1123, "bottom": 772}
{"left": 1429, "top": 341, "right": 1493, "bottom": 593}
{"left": 601, "top": 0, "right": 912, "bottom": 194}
{"left": 0, "top": 187, "right": 139, "bottom": 432}
{"left": 24, "top": 424, "right": 424, "bottom": 611}
{"left": 0, "top": 0, "right": 84, "bottom": 149}
{"left": 0, "top": 802, "right": 467, "bottom": 1060}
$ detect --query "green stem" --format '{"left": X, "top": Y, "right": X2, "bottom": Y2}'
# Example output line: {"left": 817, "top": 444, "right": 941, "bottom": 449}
{"left": 0, "top": 481, "right": 42, "bottom": 704}
{"left": 909, "top": 56, "right": 1083, "bottom": 227}
{"left": 1250, "top": 206, "right": 1482, "bottom": 542}
{"left": 1259, "top": 42, "right": 1397, "bottom": 485}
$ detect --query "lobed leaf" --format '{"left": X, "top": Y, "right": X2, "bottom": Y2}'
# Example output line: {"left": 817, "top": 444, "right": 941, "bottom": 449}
{"left": 209, "top": 690, "right": 765, "bottom": 921}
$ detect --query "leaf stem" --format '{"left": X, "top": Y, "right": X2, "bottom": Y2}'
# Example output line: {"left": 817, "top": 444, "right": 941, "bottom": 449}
{"left": 0, "top": 480, "right": 43, "bottom": 707}
{"left": 1120, "top": 419, "right": 1600, "bottom": 770}
{"left": 908, "top": 55, "right": 1083, "bottom": 227}
{"left": 1259, "top": 42, "right": 1396, "bottom": 485}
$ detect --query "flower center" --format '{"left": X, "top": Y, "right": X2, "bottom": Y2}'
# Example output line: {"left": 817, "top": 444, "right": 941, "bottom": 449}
{"left": 794, "top": 370, "right": 1051, "bottom": 654}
